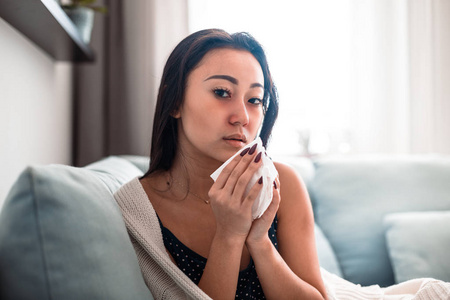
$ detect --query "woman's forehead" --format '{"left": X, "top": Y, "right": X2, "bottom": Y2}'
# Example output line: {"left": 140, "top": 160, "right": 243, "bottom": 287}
{"left": 190, "top": 48, "right": 264, "bottom": 85}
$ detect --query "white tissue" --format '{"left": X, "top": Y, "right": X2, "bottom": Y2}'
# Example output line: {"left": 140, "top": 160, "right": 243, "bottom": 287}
{"left": 210, "top": 137, "right": 278, "bottom": 219}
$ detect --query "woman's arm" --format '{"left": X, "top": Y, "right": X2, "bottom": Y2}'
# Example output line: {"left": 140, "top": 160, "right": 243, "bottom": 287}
{"left": 197, "top": 232, "right": 246, "bottom": 299}
{"left": 198, "top": 147, "right": 264, "bottom": 299}
{"left": 246, "top": 162, "right": 327, "bottom": 300}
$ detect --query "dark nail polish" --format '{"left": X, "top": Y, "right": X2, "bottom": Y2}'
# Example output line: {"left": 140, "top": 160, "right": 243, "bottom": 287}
{"left": 240, "top": 147, "right": 250, "bottom": 156}
{"left": 249, "top": 144, "right": 258, "bottom": 155}
{"left": 258, "top": 176, "right": 263, "bottom": 184}
{"left": 254, "top": 152, "right": 262, "bottom": 163}
{"left": 273, "top": 181, "right": 277, "bottom": 189}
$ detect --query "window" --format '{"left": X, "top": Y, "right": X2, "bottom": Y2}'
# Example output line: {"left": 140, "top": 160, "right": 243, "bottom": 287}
{"left": 188, "top": 0, "right": 353, "bottom": 156}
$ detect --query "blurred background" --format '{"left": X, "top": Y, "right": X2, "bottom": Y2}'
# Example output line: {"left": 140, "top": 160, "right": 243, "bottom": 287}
{"left": 1, "top": 0, "right": 450, "bottom": 208}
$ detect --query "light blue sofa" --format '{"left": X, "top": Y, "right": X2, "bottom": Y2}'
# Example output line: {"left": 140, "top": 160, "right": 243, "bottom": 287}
{"left": 1, "top": 155, "right": 449, "bottom": 299}
{"left": 290, "top": 155, "right": 450, "bottom": 287}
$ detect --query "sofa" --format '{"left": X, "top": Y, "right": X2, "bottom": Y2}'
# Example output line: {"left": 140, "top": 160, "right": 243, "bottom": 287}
{"left": 1, "top": 154, "right": 449, "bottom": 299}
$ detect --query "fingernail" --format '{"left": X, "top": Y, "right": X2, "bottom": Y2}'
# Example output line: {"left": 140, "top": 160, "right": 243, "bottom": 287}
{"left": 273, "top": 181, "right": 277, "bottom": 189}
{"left": 258, "top": 176, "right": 263, "bottom": 184}
{"left": 249, "top": 144, "right": 258, "bottom": 155}
{"left": 240, "top": 147, "right": 250, "bottom": 156}
{"left": 254, "top": 152, "right": 262, "bottom": 163}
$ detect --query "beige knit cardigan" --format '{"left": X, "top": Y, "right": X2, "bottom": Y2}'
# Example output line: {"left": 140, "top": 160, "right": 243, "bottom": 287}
{"left": 114, "top": 177, "right": 212, "bottom": 300}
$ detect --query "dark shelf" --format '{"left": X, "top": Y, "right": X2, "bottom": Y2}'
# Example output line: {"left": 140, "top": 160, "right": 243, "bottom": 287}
{"left": 0, "top": 0, "right": 95, "bottom": 62}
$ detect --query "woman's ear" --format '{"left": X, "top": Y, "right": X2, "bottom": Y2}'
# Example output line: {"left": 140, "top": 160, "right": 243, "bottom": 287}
{"left": 171, "top": 109, "right": 181, "bottom": 119}
{"left": 171, "top": 99, "right": 182, "bottom": 119}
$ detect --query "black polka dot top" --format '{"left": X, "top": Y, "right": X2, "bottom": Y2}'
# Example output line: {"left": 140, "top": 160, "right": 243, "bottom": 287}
{"left": 157, "top": 215, "right": 278, "bottom": 299}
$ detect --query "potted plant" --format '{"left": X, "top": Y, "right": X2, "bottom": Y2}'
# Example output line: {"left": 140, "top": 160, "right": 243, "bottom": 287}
{"left": 60, "top": 0, "right": 107, "bottom": 44}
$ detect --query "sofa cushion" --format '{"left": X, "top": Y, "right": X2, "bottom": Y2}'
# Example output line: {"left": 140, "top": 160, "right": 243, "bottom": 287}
{"left": 308, "top": 155, "right": 450, "bottom": 287}
{"left": 0, "top": 157, "right": 153, "bottom": 300}
{"left": 274, "top": 155, "right": 316, "bottom": 186}
{"left": 315, "top": 224, "right": 342, "bottom": 277}
{"left": 384, "top": 211, "right": 450, "bottom": 283}
{"left": 120, "top": 155, "right": 150, "bottom": 173}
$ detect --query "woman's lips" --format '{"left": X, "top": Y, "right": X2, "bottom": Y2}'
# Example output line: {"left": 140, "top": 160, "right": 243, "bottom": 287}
{"left": 223, "top": 133, "right": 247, "bottom": 148}
{"left": 223, "top": 138, "right": 246, "bottom": 148}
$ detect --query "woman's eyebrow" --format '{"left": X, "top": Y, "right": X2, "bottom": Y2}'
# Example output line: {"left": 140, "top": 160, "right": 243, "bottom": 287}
{"left": 204, "top": 74, "right": 238, "bottom": 84}
{"left": 204, "top": 75, "right": 264, "bottom": 89}
{"left": 250, "top": 82, "right": 264, "bottom": 89}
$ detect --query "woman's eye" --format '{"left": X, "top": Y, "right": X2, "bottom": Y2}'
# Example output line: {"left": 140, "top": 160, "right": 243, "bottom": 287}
{"left": 248, "top": 98, "right": 263, "bottom": 105}
{"left": 213, "top": 88, "right": 231, "bottom": 98}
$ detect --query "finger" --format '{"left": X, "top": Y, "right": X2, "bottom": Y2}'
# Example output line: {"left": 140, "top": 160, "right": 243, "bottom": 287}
{"left": 213, "top": 146, "right": 249, "bottom": 189}
{"left": 257, "top": 183, "right": 281, "bottom": 222}
{"left": 230, "top": 151, "right": 263, "bottom": 198}
{"left": 273, "top": 177, "right": 281, "bottom": 207}
{"left": 273, "top": 176, "right": 280, "bottom": 190}
{"left": 221, "top": 145, "right": 259, "bottom": 195}
{"left": 272, "top": 181, "right": 281, "bottom": 207}
{"left": 242, "top": 175, "right": 264, "bottom": 210}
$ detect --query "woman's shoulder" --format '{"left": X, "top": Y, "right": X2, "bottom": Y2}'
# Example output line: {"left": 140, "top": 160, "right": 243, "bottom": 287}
{"left": 272, "top": 161, "right": 311, "bottom": 219}
{"left": 114, "top": 177, "right": 146, "bottom": 200}
{"left": 273, "top": 161, "right": 297, "bottom": 175}
{"left": 273, "top": 161, "right": 306, "bottom": 189}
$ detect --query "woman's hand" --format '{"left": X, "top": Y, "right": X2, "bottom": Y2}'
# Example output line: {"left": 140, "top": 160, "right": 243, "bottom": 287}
{"left": 246, "top": 177, "right": 281, "bottom": 246}
{"left": 208, "top": 145, "right": 264, "bottom": 241}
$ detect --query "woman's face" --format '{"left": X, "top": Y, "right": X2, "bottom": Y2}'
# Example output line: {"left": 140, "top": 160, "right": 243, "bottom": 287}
{"left": 174, "top": 48, "right": 265, "bottom": 165}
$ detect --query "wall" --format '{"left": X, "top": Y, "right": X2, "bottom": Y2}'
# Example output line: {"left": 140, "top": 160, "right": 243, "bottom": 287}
{"left": 0, "top": 18, "right": 73, "bottom": 209}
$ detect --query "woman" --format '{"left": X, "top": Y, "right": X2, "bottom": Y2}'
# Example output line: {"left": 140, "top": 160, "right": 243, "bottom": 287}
{"left": 115, "top": 28, "right": 327, "bottom": 299}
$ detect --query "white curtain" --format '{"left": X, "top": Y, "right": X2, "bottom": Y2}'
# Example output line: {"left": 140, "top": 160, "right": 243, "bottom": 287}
{"left": 187, "top": 0, "right": 450, "bottom": 156}
{"left": 350, "top": 0, "right": 450, "bottom": 155}
{"left": 408, "top": 0, "right": 450, "bottom": 154}
{"left": 349, "top": 0, "right": 410, "bottom": 154}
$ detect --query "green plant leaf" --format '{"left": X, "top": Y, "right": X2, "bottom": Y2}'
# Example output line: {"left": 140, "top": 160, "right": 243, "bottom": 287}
{"left": 61, "top": 0, "right": 108, "bottom": 14}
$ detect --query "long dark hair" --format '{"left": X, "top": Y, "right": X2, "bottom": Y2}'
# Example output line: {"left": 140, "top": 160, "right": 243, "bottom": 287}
{"left": 144, "top": 29, "right": 279, "bottom": 177}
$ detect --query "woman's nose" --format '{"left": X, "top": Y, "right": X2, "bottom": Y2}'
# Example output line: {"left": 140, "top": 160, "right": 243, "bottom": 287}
{"left": 229, "top": 100, "right": 249, "bottom": 126}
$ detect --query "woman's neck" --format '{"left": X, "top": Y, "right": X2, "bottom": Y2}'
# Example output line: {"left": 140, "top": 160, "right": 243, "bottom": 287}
{"left": 169, "top": 152, "right": 219, "bottom": 196}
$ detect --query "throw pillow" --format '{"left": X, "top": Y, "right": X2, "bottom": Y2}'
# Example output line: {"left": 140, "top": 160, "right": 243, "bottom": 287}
{"left": 384, "top": 211, "right": 450, "bottom": 283}
{"left": 0, "top": 157, "right": 153, "bottom": 300}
